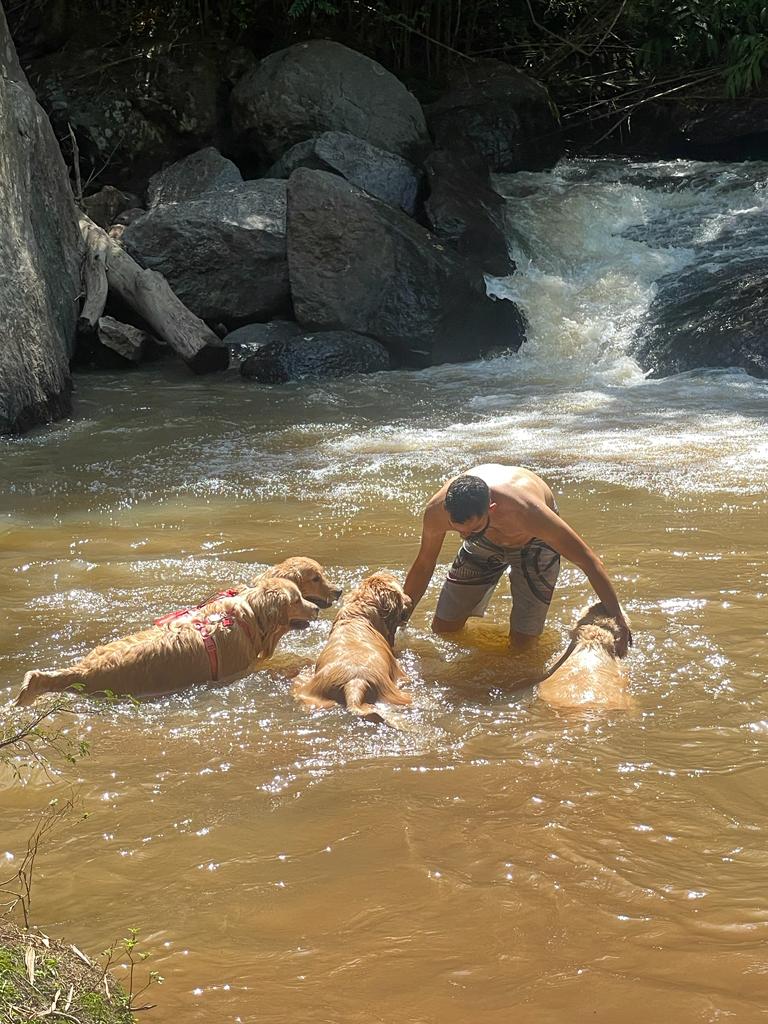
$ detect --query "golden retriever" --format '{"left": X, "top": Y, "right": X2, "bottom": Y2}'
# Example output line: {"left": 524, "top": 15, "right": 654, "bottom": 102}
{"left": 293, "top": 571, "right": 413, "bottom": 723}
{"left": 538, "top": 603, "right": 632, "bottom": 711}
{"left": 197, "top": 556, "right": 343, "bottom": 611}
{"left": 15, "top": 578, "right": 319, "bottom": 705}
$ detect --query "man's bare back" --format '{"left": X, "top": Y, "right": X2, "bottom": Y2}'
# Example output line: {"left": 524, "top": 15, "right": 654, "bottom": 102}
{"left": 426, "top": 464, "right": 557, "bottom": 549}
{"left": 404, "top": 463, "right": 632, "bottom": 655}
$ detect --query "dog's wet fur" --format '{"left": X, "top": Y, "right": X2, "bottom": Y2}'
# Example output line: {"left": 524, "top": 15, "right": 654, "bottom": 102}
{"left": 293, "top": 571, "right": 413, "bottom": 724}
{"left": 194, "top": 557, "right": 343, "bottom": 612}
{"left": 537, "top": 603, "right": 632, "bottom": 711}
{"left": 14, "top": 557, "right": 342, "bottom": 706}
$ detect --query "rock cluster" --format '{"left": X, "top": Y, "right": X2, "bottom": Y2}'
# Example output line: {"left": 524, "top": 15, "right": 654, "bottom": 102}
{"left": 5, "top": 31, "right": 566, "bottom": 424}
{"left": 97, "top": 40, "right": 555, "bottom": 383}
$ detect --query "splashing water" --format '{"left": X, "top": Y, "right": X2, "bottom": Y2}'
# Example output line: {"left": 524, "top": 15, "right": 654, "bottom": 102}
{"left": 1, "top": 159, "right": 767, "bottom": 1023}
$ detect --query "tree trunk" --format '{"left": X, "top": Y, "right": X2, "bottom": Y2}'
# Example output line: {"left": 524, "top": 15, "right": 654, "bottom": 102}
{"left": 78, "top": 214, "right": 227, "bottom": 373}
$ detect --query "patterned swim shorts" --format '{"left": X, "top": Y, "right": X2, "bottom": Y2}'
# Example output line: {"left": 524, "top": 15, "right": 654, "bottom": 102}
{"left": 434, "top": 532, "right": 561, "bottom": 636}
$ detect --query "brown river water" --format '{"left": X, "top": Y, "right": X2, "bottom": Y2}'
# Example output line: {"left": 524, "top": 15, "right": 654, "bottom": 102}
{"left": 2, "top": 160, "right": 768, "bottom": 1022}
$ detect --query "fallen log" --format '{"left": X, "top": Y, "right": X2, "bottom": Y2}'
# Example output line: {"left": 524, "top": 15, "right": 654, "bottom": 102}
{"left": 77, "top": 223, "right": 109, "bottom": 334}
{"left": 77, "top": 214, "right": 227, "bottom": 373}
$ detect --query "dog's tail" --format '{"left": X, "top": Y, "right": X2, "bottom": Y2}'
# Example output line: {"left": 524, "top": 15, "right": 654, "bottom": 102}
{"left": 343, "top": 678, "right": 413, "bottom": 730}
{"left": 343, "top": 677, "right": 380, "bottom": 720}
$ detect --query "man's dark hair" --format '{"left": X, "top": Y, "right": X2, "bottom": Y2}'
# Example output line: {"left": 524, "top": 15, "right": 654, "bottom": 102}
{"left": 444, "top": 475, "right": 490, "bottom": 523}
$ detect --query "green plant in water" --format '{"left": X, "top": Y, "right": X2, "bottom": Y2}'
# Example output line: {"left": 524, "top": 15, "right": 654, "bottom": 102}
{"left": 101, "top": 929, "right": 164, "bottom": 1014}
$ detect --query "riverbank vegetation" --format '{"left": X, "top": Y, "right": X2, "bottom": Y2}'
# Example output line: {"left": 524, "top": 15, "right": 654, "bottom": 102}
{"left": 13, "top": 0, "right": 765, "bottom": 123}
{"left": 1, "top": 705, "right": 160, "bottom": 1021}
{"left": 0, "top": 923, "right": 135, "bottom": 1024}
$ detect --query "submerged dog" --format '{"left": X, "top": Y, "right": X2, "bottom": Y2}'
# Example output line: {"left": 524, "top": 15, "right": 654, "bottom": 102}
{"left": 537, "top": 602, "right": 632, "bottom": 711}
{"left": 15, "top": 578, "right": 319, "bottom": 705}
{"left": 293, "top": 571, "right": 413, "bottom": 722}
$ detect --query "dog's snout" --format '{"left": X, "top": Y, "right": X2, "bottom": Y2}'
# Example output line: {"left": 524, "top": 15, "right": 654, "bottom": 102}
{"left": 332, "top": 587, "right": 343, "bottom": 601}
{"left": 306, "top": 601, "right": 320, "bottom": 620}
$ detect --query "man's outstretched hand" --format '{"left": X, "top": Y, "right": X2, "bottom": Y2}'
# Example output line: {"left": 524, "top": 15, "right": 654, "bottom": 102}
{"left": 615, "top": 620, "right": 633, "bottom": 658}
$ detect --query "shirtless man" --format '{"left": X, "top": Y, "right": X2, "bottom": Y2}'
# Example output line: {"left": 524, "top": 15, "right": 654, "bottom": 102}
{"left": 403, "top": 464, "right": 632, "bottom": 656}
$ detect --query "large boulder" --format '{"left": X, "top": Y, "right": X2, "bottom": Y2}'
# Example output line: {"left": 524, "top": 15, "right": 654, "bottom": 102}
{"left": 424, "top": 150, "right": 512, "bottom": 276}
{"left": 231, "top": 41, "right": 429, "bottom": 163}
{"left": 240, "top": 330, "right": 390, "bottom": 383}
{"left": 426, "top": 61, "right": 562, "bottom": 172}
{"left": 597, "top": 97, "right": 768, "bottom": 162}
{"left": 633, "top": 258, "right": 768, "bottom": 379}
{"left": 81, "top": 185, "right": 138, "bottom": 229}
{"left": 30, "top": 34, "right": 225, "bottom": 192}
{"left": 224, "top": 320, "right": 303, "bottom": 350}
{"left": 0, "top": 5, "right": 82, "bottom": 434}
{"left": 673, "top": 98, "right": 768, "bottom": 160}
{"left": 266, "top": 131, "right": 421, "bottom": 216}
{"left": 287, "top": 169, "right": 525, "bottom": 366}
{"left": 122, "top": 181, "right": 290, "bottom": 327}
{"left": 146, "top": 147, "right": 242, "bottom": 208}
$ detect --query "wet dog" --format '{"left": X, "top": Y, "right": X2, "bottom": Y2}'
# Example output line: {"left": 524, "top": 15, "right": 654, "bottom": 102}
{"left": 293, "top": 572, "right": 413, "bottom": 722}
{"left": 197, "top": 556, "right": 343, "bottom": 611}
{"left": 15, "top": 578, "right": 319, "bottom": 705}
{"left": 537, "top": 603, "right": 632, "bottom": 711}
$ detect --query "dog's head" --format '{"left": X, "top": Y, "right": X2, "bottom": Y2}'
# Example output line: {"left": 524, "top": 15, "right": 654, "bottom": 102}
{"left": 573, "top": 603, "right": 627, "bottom": 656}
{"left": 345, "top": 571, "right": 412, "bottom": 647}
{"left": 244, "top": 577, "right": 320, "bottom": 635}
{"left": 257, "top": 557, "right": 343, "bottom": 609}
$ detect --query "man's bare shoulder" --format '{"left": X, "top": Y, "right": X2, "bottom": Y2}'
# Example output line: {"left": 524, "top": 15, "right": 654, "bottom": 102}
{"left": 424, "top": 486, "right": 448, "bottom": 521}
{"left": 469, "top": 464, "right": 554, "bottom": 508}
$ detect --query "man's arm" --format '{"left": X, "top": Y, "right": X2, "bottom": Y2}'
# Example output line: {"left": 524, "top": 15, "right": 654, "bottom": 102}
{"left": 522, "top": 502, "right": 633, "bottom": 656}
{"left": 404, "top": 508, "right": 447, "bottom": 611}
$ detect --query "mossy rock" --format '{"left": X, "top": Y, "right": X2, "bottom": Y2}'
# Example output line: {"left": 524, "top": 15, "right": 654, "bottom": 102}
{"left": 0, "top": 923, "right": 133, "bottom": 1023}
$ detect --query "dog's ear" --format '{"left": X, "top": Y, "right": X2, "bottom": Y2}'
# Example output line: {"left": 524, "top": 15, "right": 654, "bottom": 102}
{"left": 250, "top": 578, "right": 295, "bottom": 625}
{"left": 365, "top": 576, "right": 401, "bottom": 626}
{"left": 266, "top": 559, "right": 302, "bottom": 586}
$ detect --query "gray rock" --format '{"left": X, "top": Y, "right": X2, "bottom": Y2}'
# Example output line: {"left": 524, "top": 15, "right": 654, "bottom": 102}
{"left": 633, "top": 258, "right": 768, "bottom": 379}
{"left": 240, "top": 330, "right": 390, "bottom": 383}
{"left": 426, "top": 61, "right": 562, "bottom": 172}
{"left": 107, "top": 208, "right": 146, "bottom": 242}
{"left": 609, "top": 98, "right": 768, "bottom": 161}
{"left": 82, "top": 185, "right": 138, "bottom": 229}
{"left": 268, "top": 132, "right": 421, "bottom": 216}
{"left": 231, "top": 41, "right": 428, "bottom": 163}
{"left": 224, "top": 320, "right": 303, "bottom": 349}
{"left": 287, "top": 169, "right": 525, "bottom": 366}
{"left": 97, "top": 317, "right": 151, "bottom": 364}
{"left": 424, "top": 150, "right": 512, "bottom": 276}
{"left": 267, "top": 139, "right": 320, "bottom": 177}
{"left": 0, "top": 6, "right": 82, "bottom": 434}
{"left": 122, "top": 181, "right": 289, "bottom": 327}
{"left": 146, "top": 147, "right": 243, "bottom": 208}
{"left": 30, "top": 39, "right": 223, "bottom": 192}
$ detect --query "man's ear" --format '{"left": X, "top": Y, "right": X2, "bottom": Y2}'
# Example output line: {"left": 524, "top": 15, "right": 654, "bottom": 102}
{"left": 489, "top": 502, "right": 498, "bottom": 511}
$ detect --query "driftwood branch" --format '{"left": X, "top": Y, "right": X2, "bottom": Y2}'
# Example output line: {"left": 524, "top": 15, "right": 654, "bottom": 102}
{"left": 77, "top": 224, "right": 109, "bottom": 333}
{"left": 77, "top": 214, "right": 226, "bottom": 372}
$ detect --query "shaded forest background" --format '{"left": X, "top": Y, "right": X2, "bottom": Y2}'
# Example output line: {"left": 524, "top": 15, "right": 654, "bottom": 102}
{"left": 7, "top": 0, "right": 768, "bottom": 118}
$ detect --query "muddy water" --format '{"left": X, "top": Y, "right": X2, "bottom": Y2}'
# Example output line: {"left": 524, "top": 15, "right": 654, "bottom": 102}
{"left": 2, "top": 160, "right": 768, "bottom": 1022}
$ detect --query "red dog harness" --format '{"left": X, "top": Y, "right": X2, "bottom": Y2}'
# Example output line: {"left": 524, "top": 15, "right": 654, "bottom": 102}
{"left": 154, "top": 592, "right": 256, "bottom": 682}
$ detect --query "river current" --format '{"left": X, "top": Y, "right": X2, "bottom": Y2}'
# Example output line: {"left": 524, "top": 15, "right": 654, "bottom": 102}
{"left": 1, "top": 159, "right": 767, "bottom": 1022}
